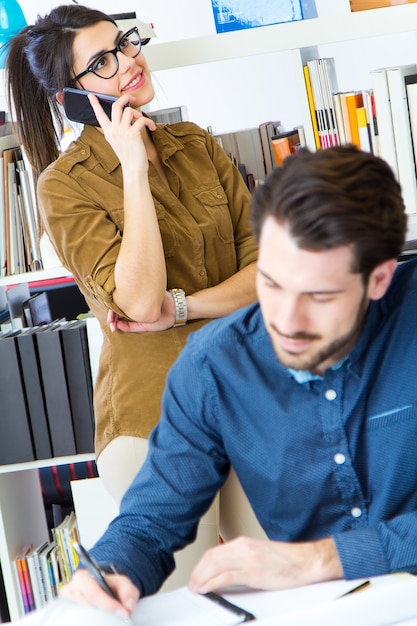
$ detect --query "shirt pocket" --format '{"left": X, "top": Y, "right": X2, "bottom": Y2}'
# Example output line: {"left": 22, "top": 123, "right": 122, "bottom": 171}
{"left": 194, "top": 185, "right": 234, "bottom": 244}
{"left": 365, "top": 403, "right": 417, "bottom": 431}
{"left": 155, "top": 202, "right": 178, "bottom": 258}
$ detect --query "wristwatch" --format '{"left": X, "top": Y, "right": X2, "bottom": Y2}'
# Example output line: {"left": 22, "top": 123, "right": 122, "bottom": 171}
{"left": 169, "top": 288, "right": 188, "bottom": 327}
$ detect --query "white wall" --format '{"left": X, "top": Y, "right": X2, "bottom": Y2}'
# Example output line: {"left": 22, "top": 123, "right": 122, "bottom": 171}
{"left": 11, "top": 0, "right": 417, "bottom": 134}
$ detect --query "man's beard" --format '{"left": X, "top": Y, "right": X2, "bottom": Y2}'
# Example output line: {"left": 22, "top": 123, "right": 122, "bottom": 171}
{"left": 269, "top": 290, "right": 368, "bottom": 373}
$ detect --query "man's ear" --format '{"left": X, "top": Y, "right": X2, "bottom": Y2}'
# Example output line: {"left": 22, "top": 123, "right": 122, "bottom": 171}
{"left": 56, "top": 91, "right": 64, "bottom": 106}
{"left": 367, "top": 258, "right": 398, "bottom": 301}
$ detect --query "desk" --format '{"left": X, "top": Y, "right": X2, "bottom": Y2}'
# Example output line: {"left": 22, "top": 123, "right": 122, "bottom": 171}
{"left": 10, "top": 574, "right": 417, "bottom": 626}
{"left": 129, "top": 575, "right": 417, "bottom": 626}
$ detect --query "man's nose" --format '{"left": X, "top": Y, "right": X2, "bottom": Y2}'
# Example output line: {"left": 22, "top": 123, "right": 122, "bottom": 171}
{"left": 273, "top": 295, "right": 307, "bottom": 337}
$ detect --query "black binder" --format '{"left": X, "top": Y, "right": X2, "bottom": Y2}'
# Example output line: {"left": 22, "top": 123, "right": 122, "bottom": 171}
{"left": 60, "top": 320, "right": 95, "bottom": 453}
{"left": 34, "top": 324, "right": 77, "bottom": 457}
{"left": 0, "top": 332, "right": 35, "bottom": 464}
{"left": 15, "top": 328, "right": 53, "bottom": 459}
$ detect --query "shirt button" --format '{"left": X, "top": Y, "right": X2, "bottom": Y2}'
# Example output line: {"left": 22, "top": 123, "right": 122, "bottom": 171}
{"left": 199, "top": 270, "right": 206, "bottom": 277}
{"left": 351, "top": 507, "right": 362, "bottom": 518}
{"left": 334, "top": 453, "right": 346, "bottom": 465}
{"left": 325, "top": 389, "right": 337, "bottom": 401}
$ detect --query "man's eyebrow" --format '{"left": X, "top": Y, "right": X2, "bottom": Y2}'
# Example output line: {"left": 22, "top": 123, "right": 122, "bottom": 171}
{"left": 85, "top": 30, "right": 123, "bottom": 66}
{"left": 257, "top": 266, "right": 345, "bottom": 295}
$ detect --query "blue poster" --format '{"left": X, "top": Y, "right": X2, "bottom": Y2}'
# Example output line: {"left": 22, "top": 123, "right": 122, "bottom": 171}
{"left": 212, "top": 0, "right": 305, "bottom": 34}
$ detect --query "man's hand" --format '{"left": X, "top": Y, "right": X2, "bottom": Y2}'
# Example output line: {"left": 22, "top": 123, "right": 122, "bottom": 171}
{"left": 62, "top": 569, "right": 139, "bottom": 619}
{"left": 188, "top": 536, "right": 343, "bottom": 594}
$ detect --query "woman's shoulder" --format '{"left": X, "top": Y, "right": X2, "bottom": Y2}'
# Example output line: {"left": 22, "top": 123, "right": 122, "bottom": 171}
{"left": 38, "top": 127, "right": 100, "bottom": 181}
{"left": 155, "top": 120, "right": 208, "bottom": 140}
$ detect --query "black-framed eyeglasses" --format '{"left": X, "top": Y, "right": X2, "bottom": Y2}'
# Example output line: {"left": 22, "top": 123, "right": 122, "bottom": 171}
{"left": 71, "top": 27, "right": 142, "bottom": 84}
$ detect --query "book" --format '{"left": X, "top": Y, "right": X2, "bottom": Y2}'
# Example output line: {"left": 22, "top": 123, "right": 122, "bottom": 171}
{"left": 52, "top": 512, "right": 79, "bottom": 583}
{"left": 0, "top": 332, "right": 35, "bottom": 464}
{"left": 16, "top": 157, "right": 42, "bottom": 271}
{"left": 303, "top": 64, "right": 320, "bottom": 149}
{"left": 14, "top": 545, "right": 34, "bottom": 614}
{"left": 26, "top": 541, "right": 49, "bottom": 609}
{"left": 38, "top": 541, "right": 58, "bottom": 602}
{"left": 34, "top": 323, "right": 77, "bottom": 457}
{"left": 371, "top": 66, "right": 399, "bottom": 176}
{"left": 332, "top": 93, "right": 346, "bottom": 145}
{"left": 15, "top": 328, "right": 53, "bottom": 460}
{"left": 405, "top": 73, "right": 417, "bottom": 171}
{"left": 259, "top": 121, "right": 282, "bottom": 174}
{"left": 317, "top": 58, "right": 339, "bottom": 147}
{"left": 350, "top": 0, "right": 417, "bottom": 10}
{"left": 356, "top": 106, "right": 372, "bottom": 152}
{"left": 2, "top": 146, "right": 19, "bottom": 277}
{"left": 386, "top": 64, "right": 417, "bottom": 214}
{"left": 271, "top": 130, "right": 301, "bottom": 167}
{"left": 306, "top": 58, "right": 339, "bottom": 149}
{"left": 215, "top": 127, "right": 267, "bottom": 183}
{"left": 60, "top": 320, "right": 95, "bottom": 454}
{"left": 345, "top": 92, "right": 364, "bottom": 148}
{"left": 362, "top": 88, "right": 380, "bottom": 155}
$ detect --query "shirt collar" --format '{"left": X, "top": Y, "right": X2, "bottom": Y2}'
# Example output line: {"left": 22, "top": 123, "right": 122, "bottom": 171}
{"left": 289, "top": 355, "right": 349, "bottom": 384}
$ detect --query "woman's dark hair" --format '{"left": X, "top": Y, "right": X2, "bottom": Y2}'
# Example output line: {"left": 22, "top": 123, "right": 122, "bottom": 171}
{"left": 251, "top": 145, "right": 407, "bottom": 282}
{"left": 6, "top": 5, "right": 116, "bottom": 175}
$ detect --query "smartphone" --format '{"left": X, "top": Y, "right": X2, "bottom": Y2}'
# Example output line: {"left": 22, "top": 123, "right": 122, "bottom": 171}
{"left": 63, "top": 87, "right": 119, "bottom": 127}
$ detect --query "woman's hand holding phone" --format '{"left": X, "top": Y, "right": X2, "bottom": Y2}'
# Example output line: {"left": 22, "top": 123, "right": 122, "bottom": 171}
{"left": 87, "top": 91, "right": 157, "bottom": 173}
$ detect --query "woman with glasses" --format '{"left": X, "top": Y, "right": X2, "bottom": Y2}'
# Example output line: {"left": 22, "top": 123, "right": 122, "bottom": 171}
{"left": 6, "top": 2, "right": 257, "bottom": 528}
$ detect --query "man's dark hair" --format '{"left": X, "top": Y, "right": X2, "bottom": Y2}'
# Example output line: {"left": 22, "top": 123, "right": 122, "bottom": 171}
{"left": 251, "top": 146, "right": 407, "bottom": 281}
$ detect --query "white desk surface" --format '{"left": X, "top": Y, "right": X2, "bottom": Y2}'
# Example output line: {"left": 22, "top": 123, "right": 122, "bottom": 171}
{"left": 11, "top": 574, "right": 417, "bottom": 626}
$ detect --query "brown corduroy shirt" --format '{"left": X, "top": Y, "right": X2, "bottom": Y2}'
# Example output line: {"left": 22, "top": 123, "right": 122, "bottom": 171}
{"left": 37, "top": 121, "right": 258, "bottom": 457}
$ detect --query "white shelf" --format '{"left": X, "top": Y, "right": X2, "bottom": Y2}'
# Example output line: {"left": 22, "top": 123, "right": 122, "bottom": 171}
{"left": 0, "top": 453, "right": 95, "bottom": 621}
{"left": 145, "top": 4, "right": 417, "bottom": 70}
{"left": 0, "top": 266, "right": 72, "bottom": 287}
{"left": 0, "top": 453, "right": 95, "bottom": 475}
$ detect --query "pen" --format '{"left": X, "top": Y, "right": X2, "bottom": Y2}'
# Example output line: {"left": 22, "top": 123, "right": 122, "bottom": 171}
{"left": 204, "top": 591, "right": 256, "bottom": 622}
{"left": 73, "top": 543, "right": 135, "bottom": 624}
{"left": 73, "top": 542, "right": 120, "bottom": 601}
{"left": 339, "top": 580, "right": 371, "bottom": 597}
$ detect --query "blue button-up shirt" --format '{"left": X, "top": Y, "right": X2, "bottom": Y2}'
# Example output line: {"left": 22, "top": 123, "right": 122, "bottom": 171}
{"left": 92, "top": 258, "right": 417, "bottom": 596}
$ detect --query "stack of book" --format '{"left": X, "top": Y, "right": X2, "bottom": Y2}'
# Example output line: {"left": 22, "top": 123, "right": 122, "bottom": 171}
{"left": 14, "top": 512, "right": 79, "bottom": 614}
{"left": 0, "top": 318, "right": 95, "bottom": 464}
{"left": 215, "top": 120, "right": 306, "bottom": 187}
{"left": 303, "top": 57, "right": 417, "bottom": 215}
{"left": 304, "top": 58, "right": 340, "bottom": 149}
{"left": 0, "top": 128, "right": 43, "bottom": 277}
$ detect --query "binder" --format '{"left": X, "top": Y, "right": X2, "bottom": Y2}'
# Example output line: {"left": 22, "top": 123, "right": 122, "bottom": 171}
{"left": 0, "top": 332, "right": 35, "bottom": 464}
{"left": 15, "top": 328, "right": 53, "bottom": 460}
{"left": 60, "top": 320, "right": 95, "bottom": 453}
{"left": 34, "top": 324, "right": 77, "bottom": 457}
{"left": 386, "top": 64, "right": 417, "bottom": 215}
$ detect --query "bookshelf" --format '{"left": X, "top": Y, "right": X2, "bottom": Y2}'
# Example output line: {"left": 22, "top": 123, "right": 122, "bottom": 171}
{"left": 0, "top": 269, "right": 93, "bottom": 620}
{"left": 143, "top": 2, "right": 417, "bottom": 238}
{"left": 0, "top": 453, "right": 94, "bottom": 621}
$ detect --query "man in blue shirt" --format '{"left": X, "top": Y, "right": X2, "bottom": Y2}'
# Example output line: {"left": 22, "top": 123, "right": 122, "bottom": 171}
{"left": 64, "top": 145, "right": 417, "bottom": 619}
